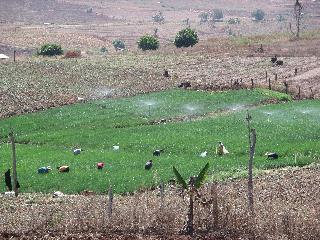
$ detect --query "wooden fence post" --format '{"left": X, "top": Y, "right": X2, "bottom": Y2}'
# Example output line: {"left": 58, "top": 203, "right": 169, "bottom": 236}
{"left": 310, "top": 87, "right": 314, "bottom": 99}
{"left": 9, "top": 130, "right": 18, "bottom": 197}
{"left": 294, "top": 68, "right": 298, "bottom": 76}
{"left": 211, "top": 182, "right": 219, "bottom": 229}
{"left": 268, "top": 78, "right": 271, "bottom": 90}
{"left": 265, "top": 71, "right": 268, "bottom": 83}
{"left": 248, "top": 128, "right": 256, "bottom": 216}
{"left": 251, "top": 79, "right": 254, "bottom": 89}
{"left": 275, "top": 73, "right": 277, "bottom": 81}
{"left": 284, "top": 81, "right": 289, "bottom": 94}
{"left": 298, "top": 86, "right": 301, "bottom": 100}
{"left": 246, "top": 111, "right": 256, "bottom": 216}
{"left": 13, "top": 50, "right": 16, "bottom": 62}
{"left": 107, "top": 186, "right": 113, "bottom": 219}
{"left": 160, "top": 181, "right": 164, "bottom": 209}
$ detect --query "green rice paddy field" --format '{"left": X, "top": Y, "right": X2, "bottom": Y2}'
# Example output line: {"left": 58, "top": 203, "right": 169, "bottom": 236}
{"left": 0, "top": 89, "right": 319, "bottom": 194}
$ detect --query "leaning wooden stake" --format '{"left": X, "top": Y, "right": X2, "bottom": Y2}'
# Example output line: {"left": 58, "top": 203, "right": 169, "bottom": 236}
{"left": 9, "top": 131, "right": 18, "bottom": 197}
{"left": 107, "top": 186, "right": 113, "bottom": 219}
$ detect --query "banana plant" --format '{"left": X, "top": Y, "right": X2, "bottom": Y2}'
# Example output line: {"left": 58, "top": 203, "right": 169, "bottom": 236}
{"left": 173, "top": 163, "right": 209, "bottom": 235}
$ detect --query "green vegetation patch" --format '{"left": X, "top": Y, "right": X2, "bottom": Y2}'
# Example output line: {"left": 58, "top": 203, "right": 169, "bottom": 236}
{"left": 1, "top": 89, "right": 318, "bottom": 194}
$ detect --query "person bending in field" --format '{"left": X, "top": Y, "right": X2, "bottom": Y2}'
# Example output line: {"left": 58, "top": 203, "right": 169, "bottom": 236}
{"left": 216, "top": 141, "right": 229, "bottom": 155}
{"left": 57, "top": 166, "right": 70, "bottom": 173}
{"left": 153, "top": 149, "right": 163, "bottom": 157}
{"left": 145, "top": 160, "right": 153, "bottom": 170}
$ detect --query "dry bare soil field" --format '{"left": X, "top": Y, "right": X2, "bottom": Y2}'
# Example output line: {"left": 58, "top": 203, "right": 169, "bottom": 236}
{"left": 0, "top": 0, "right": 320, "bottom": 118}
{"left": 1, "top": 165, "right": 320, "bottom": 239}
{"left": 0, "top": 0, "right": 320, "bottom": 239}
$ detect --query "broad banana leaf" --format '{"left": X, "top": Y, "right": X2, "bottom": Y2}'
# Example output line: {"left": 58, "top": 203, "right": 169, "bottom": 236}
{"left": 194, "top": 163, "right": 209, "bottom": 189}
{"left": 173, "top": 166, "right": 188, "bottom": 190}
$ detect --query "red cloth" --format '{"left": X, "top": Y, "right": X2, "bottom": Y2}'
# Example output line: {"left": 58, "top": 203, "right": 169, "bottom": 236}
{"left": 97, "top": 162, "right": 104, "bottom": 169}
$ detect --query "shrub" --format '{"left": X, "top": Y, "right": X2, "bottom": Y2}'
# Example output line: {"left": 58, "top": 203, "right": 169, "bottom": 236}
{"left": 213, "top": 9, "right": 223, "bottom": 20}
{"left": 174, "top": 28, "right": 199, "bottom": 48}
{"left": 38, "top": 43, "right": 63, "bottom": 56}
{"left": 112, "top": 39, "right": 125, "bottom": 50}
{"left": 100, "top": 47, "right": 108, "bottom": 53}
{"left": 153, "top": 28, "right": 158, "bottom": 38}
{"left": 152, "top": 11, "right": 165, "bottom": 24}
{"left": 182, "top": 18, "right": 190, "bottom": 27}
{"left": 63, "top": 50, "right": 81, "bottom": 59}
{"left": 137, "top": 35, "right": 159, "bottom": 51}
{"left": 276, "top": 14, "right": 286, "bottom": 22}
{"left": 252, "top": 9, "right": 265, "bottom": 21}
{"left": 228, "top": 17, "right": 241, "bottom": 24}
{"left": 199, "top": 12, "right": 209, "bottom": 24}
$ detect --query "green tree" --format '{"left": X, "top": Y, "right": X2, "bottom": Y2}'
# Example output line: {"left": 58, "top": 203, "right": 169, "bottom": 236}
{"left": 137, "top": 35, "right": 159, "bottom": 51}
{"left": 292, "top": 0, "right": 303, "bottom": 38}
{"left": 252, "top": 9, "right": 265, "bottom": 21}
{"left": 38, "top": 43, "right": 63, "bottom": 56}
{"left": 173, "top": 163, "right": 209, "bottom": 235}
{"left": 174, "top": 28, "right": 199, "bottom": 48}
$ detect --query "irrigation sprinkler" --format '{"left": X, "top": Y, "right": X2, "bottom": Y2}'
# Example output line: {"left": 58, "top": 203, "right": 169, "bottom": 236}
{"left": 148, "top": 103, "right": 152, "bottom": 117}
{"left": 184, "top": 105, "right": 198, "bottom": 122}
{"left": 141, "top": 100, "right": 156, "bottom": 117}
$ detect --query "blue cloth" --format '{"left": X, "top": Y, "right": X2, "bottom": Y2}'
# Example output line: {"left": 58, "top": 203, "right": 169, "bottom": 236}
{"left": 38, "top": 167, "right": 49, "bottom": 174}
{"left": 73, "top": 149, "right": 81, "bottom": 155}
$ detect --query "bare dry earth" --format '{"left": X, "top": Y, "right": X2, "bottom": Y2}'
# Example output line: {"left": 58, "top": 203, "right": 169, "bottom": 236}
{"left": 0, "top": 0, "right": 320, "bottom": 54}
{"left": 0, "top": 40, "right": 319, "bottom": 119}
{"left": 0, "top": 164, "right": 319, "bottom": 239}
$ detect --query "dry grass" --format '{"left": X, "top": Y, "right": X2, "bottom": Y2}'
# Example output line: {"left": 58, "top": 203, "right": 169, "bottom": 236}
{"left": 1, "top": 164, "right": 319, "bottom": 239}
